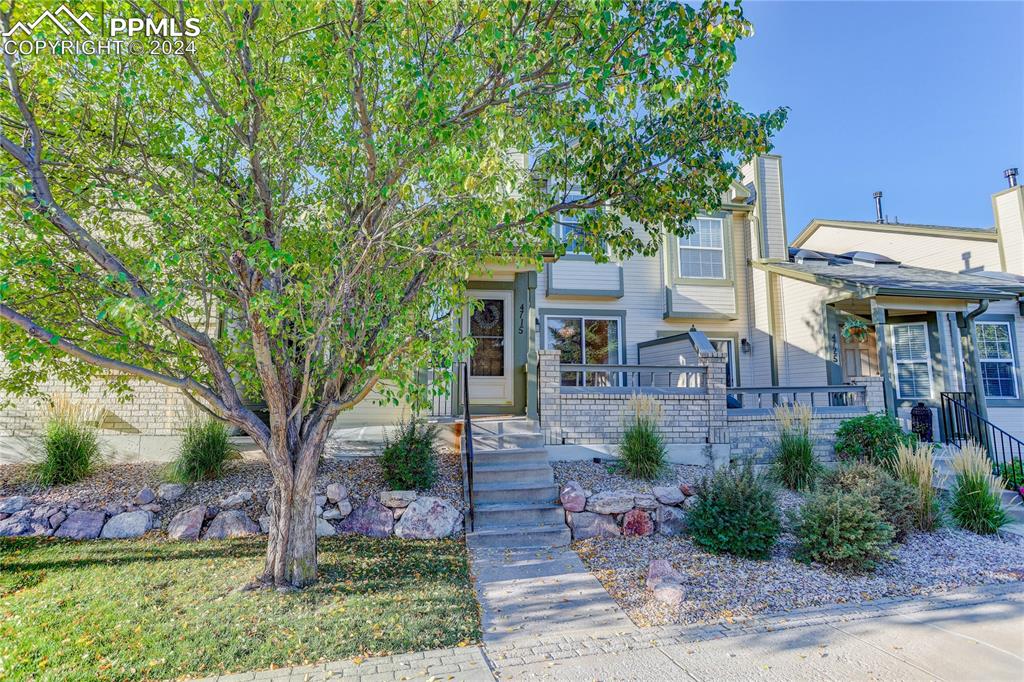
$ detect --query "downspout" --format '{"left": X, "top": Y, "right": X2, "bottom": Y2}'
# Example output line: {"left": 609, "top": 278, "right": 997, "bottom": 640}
{"left": 958, "top": 299, "right": 991, "bottom": 424}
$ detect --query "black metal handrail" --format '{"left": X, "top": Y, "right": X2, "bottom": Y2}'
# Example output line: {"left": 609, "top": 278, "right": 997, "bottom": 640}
{"left": 461, "top": 362, "right": 475, "bottom": 532}
{"left": 940, "top": 391, "right": 1023, "bottom": 483}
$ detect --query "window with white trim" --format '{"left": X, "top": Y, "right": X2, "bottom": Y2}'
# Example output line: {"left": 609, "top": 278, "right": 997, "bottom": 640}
{"left": 678, "top": 217, "right": 726, "bottom": 279}
{"left": 552, "top": 192, "right": 599, "bottom": 254}
{"left": 891, "top": 322, "right": 933, "bottom": 399}
{"left": 977, "top": 321, "right": 1018, "bottom": 399}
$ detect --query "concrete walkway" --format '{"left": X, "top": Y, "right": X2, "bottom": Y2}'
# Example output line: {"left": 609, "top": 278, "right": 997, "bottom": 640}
{"left": 469, "top": 546, "right": 636, "bottom": 643}
{"left": 194, "top": 582, "right": 1024, "bottom": 681}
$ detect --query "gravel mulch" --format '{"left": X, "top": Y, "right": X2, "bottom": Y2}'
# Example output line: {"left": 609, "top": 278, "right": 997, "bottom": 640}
{"left": 0, "top": 446, "right": 464, "bottom": 526}
{"left": 576, "top": 528, "right": 1024, "bottom": 628}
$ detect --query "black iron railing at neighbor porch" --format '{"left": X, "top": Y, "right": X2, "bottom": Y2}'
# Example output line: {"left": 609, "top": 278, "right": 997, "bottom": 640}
{"left": 940, "top": 391, "right": 1024, "bottom": 482}
{"left": 461, "top": 362, "right": 475, "bottom": 532}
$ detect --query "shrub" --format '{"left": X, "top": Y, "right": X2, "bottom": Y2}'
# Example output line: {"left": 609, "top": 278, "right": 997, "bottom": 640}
{"left": 892, "top": 440, "right": 940, "bottom": 532}
{"left": 997, "top": 460, "right": 1024, "bottom": 490}
{"left": 687, "top": 461, "right": 781, "bottom": 560}
{"left": 791, "top": 490, "right": 895, "bottom": 572}
{"left": 36, "top": 399, "right": 101, "bottom": 486}
{"left": 617, "top": 395, "right": 667, "bottom": 480}
{"left": 170, "top": 417, "right": 236, "bottom": 482}
{"left": 381, "top": 418, "right": 438, "bottom": 490}
{"left": 821, "top": 461, "right": 917, "bottom": 542}
{"left": 948, "top": 442, "right": 1008, "bottom": 535}
{"left": 834, "top": 413, "right": 914, "bottom": 471}
{"left": 770, "top": 403, "right": 820, "bottom": 490}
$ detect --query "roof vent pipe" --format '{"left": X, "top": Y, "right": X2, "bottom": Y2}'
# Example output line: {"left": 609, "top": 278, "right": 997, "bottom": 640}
{"left": 1006, "top": 168, "right": 1019, "bottom": 188}
{"left": 873, "top": 191, "right": 884, "bottom": 223}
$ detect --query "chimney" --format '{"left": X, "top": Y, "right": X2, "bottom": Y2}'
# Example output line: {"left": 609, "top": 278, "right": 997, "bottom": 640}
{"left": 873, "top": 191, "right": 884, "bottom": 223}
{"left": 1005, "top": 168, "right": 1019, "bottom": 188}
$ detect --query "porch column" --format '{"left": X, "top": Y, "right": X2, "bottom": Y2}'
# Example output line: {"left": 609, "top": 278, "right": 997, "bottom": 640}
{"left": 696, "top": 344, "right": 729, "bottom": 468}
{"left": 538, "top": 349, "right": 561, "bottom": 445}
{"left": 956, "top": 309, "right": 991, "bottom": 424}
{"left": 870, "top": 300, "right": 897, "bottom": 416}
{"left": 524, "top": 271, "right": 539, "bottom": 420}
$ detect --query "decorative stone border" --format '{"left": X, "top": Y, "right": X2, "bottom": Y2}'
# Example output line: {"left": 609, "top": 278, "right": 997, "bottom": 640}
{"left": 559, "top": 480, "right": 697, "bottom": 540}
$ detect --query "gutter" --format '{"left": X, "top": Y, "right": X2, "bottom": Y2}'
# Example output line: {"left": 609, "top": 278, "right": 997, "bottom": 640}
{"left": 958, "top": 299, "right": 991, "bottom": 424}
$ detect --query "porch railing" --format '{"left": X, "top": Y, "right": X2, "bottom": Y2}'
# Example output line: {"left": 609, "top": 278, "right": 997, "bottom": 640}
{"left": 940, "top": 391, "right": 1023, "bottom": 482}
{"left": 461, "top": 362, "right": 475, "bottom": 532}
{"left": 727, "top": 385, "right": 868, "bottom": 415}
{"left": 557, "top": 363, "right": 706, "bottom": 393}
{"left": 427, "top": 365, "right": 459, "bottom": 419}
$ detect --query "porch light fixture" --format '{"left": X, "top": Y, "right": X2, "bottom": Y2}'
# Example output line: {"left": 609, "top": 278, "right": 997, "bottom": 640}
{"left": 741, "top": 338, "right": 751, "bottom": 353}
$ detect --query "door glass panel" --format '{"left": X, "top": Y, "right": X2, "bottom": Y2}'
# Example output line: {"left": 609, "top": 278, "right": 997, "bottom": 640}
{"left": 470, "top": 299, "right": 505, "bottom": 377}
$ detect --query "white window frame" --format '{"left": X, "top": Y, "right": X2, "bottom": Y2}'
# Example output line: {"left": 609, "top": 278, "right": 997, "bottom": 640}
{"left": 708, "top": 337, "right": 738, "bottom": 387}
{"left": 677, "top": 217, "right": 727, "bottom": 280}
{"left": 977, "top": 320, "right": 1019, "bottom": 399}
{"left": 542, "top": 314, "right": 624, "bottom": 384}
{"left": 891, "top": 322, "right": 934, "bottom": 399}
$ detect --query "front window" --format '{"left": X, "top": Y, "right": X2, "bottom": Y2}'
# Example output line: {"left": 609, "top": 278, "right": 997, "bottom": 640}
{"left": 678, "top": 217, "right": 726, "bottom": 279}
{"left": 544, "top": 316, "right": 622, "bottom": 386}
{"left": 891, "top": 322, "right": 932, "bottom": 399}
{"left": 977, "top": 321, "right": 1018, "bottom": 399}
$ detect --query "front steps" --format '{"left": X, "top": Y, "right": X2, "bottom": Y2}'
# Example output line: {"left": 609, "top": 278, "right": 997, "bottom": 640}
{"left": 465, "top": 418, "right": 570, "bottom": 549}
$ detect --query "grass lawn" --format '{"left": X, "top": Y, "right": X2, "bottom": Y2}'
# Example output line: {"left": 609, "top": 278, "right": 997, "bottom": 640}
{"left": 0, "top": 535, "right": 480, "bottom": 681}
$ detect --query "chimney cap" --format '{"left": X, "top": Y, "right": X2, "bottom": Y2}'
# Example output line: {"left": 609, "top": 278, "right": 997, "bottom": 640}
{"left": 1005, "top": 168, "right": 1019, "bottom": 188}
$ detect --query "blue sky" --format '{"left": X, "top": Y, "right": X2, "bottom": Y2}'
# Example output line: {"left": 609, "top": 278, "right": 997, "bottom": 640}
{"left": 728, "top": 1, "right": 1024, "bottom": 239}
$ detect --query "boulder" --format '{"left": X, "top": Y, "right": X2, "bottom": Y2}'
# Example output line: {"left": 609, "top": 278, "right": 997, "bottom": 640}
{"left": 586, "top": 490, "right": 635, "bottom": 515}
{"left": 316, "top": 517, "right": 337, "bottom": 537}
{"left": 167, "top": 505, "right": 206, "bottom": 541}
{"left": 103, "top": 502, "right": 125, "bottom": 516}
{"left": 100, "top": 510, "right": 153, "bottom": 539}
{"left": 679, "top": 483, "right": 696, "bottom": 497}
{"left": 258, "top": 515, "right": 271, "bottom": 534}
{"left": 202, "top": 510, "right": 259, "bottom": 540}
{"left": 394, "top": 496, "right": 462, "bottom": 539}
{"left": 326, "top": 483, "right": 348, "bottom": 504}
{"left": 157, "top": 483, "right": 187, "bottom": 502}
{"left": 139, "top": 503, "right": 162, "bottom": 514}
{"left": 134, "top": 487, "right": 156, "bottom": 505}
{"left": 646, "top": 559, "right": 685, "bottom": 607}
{"left": 335, "top": 498, "right": 353, "bottom": 519}
{"left": 622, "top": 509, "right": 654, "bottom": 536}
{"left": 652, "top": 486, "right": 685, "bottom": 506}
{"left": 380, "top": 490, "right": 417, "bottom": 509}
{"left": 315, "top": 495, "right": 328, "bottom": 509}
{"left": 54, "top": 510, "right": 106, "bottom": 540}
{"left": 633, "top": 493, "right": 659, "bottom": 511}
{"left": 656, "top": 505, "right": 687, "bottom": 537}
{"left": 338, "top": 499, "right": 394, "bottom": 538}
{"left": 219, "top": 489, "right": 253, "bottom": 510}
{"left": 48, "top": 511, "right": 67, "bottom": 529}
{"left": 0, "top": 510, "right": 51, "bottom": 537}
{"left": 567, "top": 511, "right": 620, "bottom": 540}
{"left": 322, "top": 505, "right": 346, "bottom": 521}
{"left": 0, "top": 495, "right": 30, "bottom": 514}
{"left": 559, "top": 481, "right": 587, "bottom": 512}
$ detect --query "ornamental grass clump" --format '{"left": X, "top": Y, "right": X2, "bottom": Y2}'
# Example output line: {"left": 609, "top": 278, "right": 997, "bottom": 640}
{"left": 617, "top": 395, "right": 667, "bottom": 480}
{"left": 381, "top": 418, "right": 438, "bottom": 490}
{"left": 170, "top": 417, "right": 236, "bottom": 483}
{"left": 36, "top": 398, "right": 101, "bottom": 486}
{"left": 791, "top": 489, "right": 894, "bottom": 572}
{"left": 892, "top": 440, "right": 940, "bottom": 532}
{"left": 688, "top": 461, "right": 781, "bottom": 560}
{"left": 771, "top": 403, "right": 819, "bottom": 491}
{"left": 948, "top": 442, "right": 1008, "bottom": 535}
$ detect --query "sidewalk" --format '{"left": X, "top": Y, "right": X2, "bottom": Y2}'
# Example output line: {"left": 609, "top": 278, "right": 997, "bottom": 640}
{"left": 193, "top": 582, "right": 1024, "bottom": 681}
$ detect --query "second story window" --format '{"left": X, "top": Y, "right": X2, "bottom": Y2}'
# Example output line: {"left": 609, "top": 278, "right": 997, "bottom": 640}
{"left": 678, "top": 217, "right": 726, "bottom": 279}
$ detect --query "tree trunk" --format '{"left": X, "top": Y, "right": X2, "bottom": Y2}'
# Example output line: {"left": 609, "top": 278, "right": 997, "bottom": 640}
{"left": 263, "top": 476, "right": 318, "bottom": 587}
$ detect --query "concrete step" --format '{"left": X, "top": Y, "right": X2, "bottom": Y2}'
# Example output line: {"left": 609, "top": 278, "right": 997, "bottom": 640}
{"left": 467, "top": 523, "right": 571, "bottom": 549}
{"left": 472, "top": 461, "right": 553, "bottom": 485}
{"left": 472, "top": 481, "right": 560, "bottom": 504}
{"left": 469, "top": 447, "right": 549, "bottom": 466}
{"left": 470, "top": 418, "right": 540, "bottom": 435}
{"left": 470, "top": 432, "right": 545, "bottom": 450}
{"left": 473, "top": 502, "right": 565, "bottom": 528}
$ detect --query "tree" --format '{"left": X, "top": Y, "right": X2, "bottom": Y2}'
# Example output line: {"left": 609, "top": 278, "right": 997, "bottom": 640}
{"left": 0, "top": 0, "right": 785, "bottom": 587}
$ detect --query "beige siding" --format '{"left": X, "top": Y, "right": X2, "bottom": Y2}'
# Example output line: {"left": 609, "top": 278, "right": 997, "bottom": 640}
{"left": 757, "top": 156, "right": 788, "bottom": 259}
{"left": 800, "top": 225, "right": 1002, "bottom": 272}
{"left": 994, "top": 187, "right": 1024, "bottom": 275}
{"left": 776, "top": 277, "right": 833, "bottom": 386}
{"left": 332, "top": 388, "right": 411, "bottom": 429}
{"left": 546, "top": 259, "right": 621, "bottom": 296}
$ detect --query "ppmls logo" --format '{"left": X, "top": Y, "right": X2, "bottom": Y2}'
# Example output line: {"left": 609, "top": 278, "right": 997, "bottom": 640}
{"left": 2, "top": 5, "right": 94, "bottom": 37}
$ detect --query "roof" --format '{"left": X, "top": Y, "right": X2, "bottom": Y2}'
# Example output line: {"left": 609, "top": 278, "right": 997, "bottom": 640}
{"left": 791, "top": 218, "right": 998, "bottom": 248}
{"left": 753, "top": 249, "right": 1024, "bottom": 301}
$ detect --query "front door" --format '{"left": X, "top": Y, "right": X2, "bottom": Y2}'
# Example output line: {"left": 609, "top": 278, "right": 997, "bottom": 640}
{"left": 840, "top": 329, "right": 879, "bottom": 381}
{"left": 465, "top": 291, "right": 514, "bottom": 404}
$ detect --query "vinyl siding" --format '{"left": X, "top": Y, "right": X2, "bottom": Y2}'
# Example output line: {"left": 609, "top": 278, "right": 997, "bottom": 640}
{"left": 756, "top": 156, "right": 787, "bottom": 259}
{"left": 994, "top": 187, "right": 1024, "bottom": 275}
{"left": 775, "top": 276, "right": 833, "bottom": 386}
{"left": 546, "top": 258, "right": 621, "bottom": 296}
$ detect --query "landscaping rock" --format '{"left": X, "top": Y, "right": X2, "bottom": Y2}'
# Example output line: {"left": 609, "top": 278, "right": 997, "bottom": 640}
{"left": 680, "top": 496, "right": 697, "bottom": 510}
{"left": 656, "top": 505, "right": 687, "bottom": 537}
{"left": 622, "top": 509, "right": 654, "bottom": 536}
{"left": 567, "top": 511, "right": 620, "bottom": 540}
{"left": 103, "top": 502, "right": 124, "bottom": 516}
{"left": 679, "top": 483, "right": 696, "bottom": 497}
{"left": 316, "top": 517, "right": 336, "bottom": 537}
{"left": 325, "top": 483, "right": 348, "bottom": 504}
{"left": 559, "top": 480, "right": 587, "bottom": 512}
{"left": 258, "top": 515, "right": 271, "bottom": 534}
{"left": 633, "top": 493, "right": 659, "bottom": 511}
{"left": 157, "top": 483, "right": 187, "bottom": 502}
{"left": 586, "top": 490, "right": 635, "bottom": 515}
{"left": 54, "top": 510, "right": 106, "bottom": 539}
{"left": 139, "top": 503, "right": 161, "bottom": 514}
{"left": 394, "top": 496, "right": 462, "bottom": 539}
{"left": 219, "top": 490, "right": 253, "bottom": 510}
{"left": 646, "top": 559, "right": 685, "bottom": 607}
{"left": 167, "top": 505, "right": 206, "bottom": 541}
{"left": 204, "top": 506, "right": 220, "bottom": 521}
{"left": 380, "top": 490, "right": 417, "bottom": 509}
{"left": 0, "top": 510, "right": 51, "bottom": 537}
{"left": 653, "top": 485, "right": 685, "bottom": 506}
{"left": 134, "top": 487, "right": 156, "bottom": 505}
{"left": 335, "top": 498, "right": 352, "bottom": 519}
{"left": 100, "top": 510, "right": 153, "bottom": 539}
{"left": 48, "top": 511, "right": 67, "bottom": 529}
{"left": 315, "top": 495, "right": 328, "bottom": 509}
{"left": 0, "top": 495, "right": 30, "bottom": 514}
{"left": 322, "top": 505, "right": 346, "bottom": 521}
{"left": 339, "top": 499, "right": 394, "bottom": 538}
{"left": 202, "top": 510, "right": 259, "bottom": 540}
